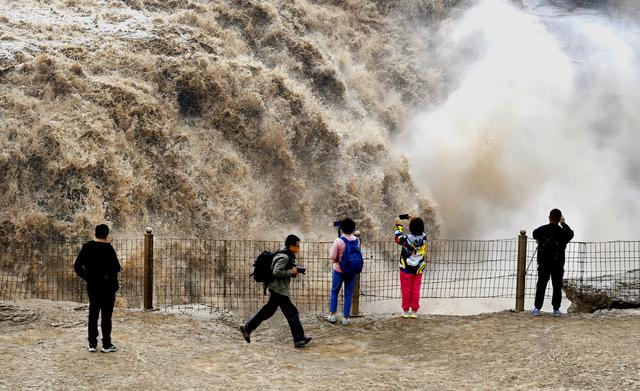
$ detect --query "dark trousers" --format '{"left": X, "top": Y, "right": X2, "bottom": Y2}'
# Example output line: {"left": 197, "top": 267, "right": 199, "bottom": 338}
{"left": 87, "top": 285, "right": 116, "bottom": 347}
{"left": 534, "top": 266, "right": 564, "bottom": 311}
{"left": 245, "top": 290, "right": 305, "bottom": 342}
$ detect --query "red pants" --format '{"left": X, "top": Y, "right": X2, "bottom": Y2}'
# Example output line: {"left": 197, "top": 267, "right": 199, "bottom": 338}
{"left": 400, "top": 271, "right": 423, "bottom": 312}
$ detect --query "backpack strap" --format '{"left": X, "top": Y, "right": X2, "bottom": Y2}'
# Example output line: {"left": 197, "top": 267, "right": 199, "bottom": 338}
{"left": 271, "top": 250, "right": 293, "bottom": 269}
{"left": 339, "top": 237, "right": 348, "bottom": 269}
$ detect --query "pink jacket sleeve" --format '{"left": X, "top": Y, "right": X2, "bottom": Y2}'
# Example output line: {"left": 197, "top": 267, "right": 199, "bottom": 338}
{"left": 329, "top": 238, "right": 345, "bottom": 273}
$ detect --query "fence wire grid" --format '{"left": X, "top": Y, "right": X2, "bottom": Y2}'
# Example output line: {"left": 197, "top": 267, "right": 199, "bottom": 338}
{"left": 1, "top": 238, "right": 639, "bottom": 314}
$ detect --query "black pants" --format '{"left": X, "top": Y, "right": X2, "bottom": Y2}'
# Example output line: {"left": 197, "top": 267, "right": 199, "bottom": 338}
{"left": 87, "top": 285, "right": 116, "bottom": 347}
{"left": 245, "top": 290, "right": 305, "bottom": 342}
{"left": 534, "top": 265, "right": 564, "bottom": 311}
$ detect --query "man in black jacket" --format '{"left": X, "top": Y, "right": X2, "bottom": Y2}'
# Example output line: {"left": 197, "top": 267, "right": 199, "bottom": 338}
{"left": 532, "top": 209, "right": 574, "bottom": 317}
{"left": 74, "top": 224, "right": 121, "bottom": 352}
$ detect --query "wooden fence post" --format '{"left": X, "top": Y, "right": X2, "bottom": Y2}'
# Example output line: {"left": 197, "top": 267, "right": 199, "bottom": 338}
{"left": 143, "top": 227, "right": 154, "bottom": 310}
{"left": 516, "top": 230, "right": 527, "bottom": 312}
{"left": 351, "top": 275, "right": 361, "bottom": 316}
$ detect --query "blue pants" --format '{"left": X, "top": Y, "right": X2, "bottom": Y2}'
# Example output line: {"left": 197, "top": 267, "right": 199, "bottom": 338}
{"left": 329, "top": 270, "right": 357, "bottom": 317}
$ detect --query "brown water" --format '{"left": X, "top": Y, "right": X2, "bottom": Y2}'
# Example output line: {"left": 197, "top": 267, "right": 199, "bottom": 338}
{"left": 0, "top": 0, "right": 458, "bottom": 242}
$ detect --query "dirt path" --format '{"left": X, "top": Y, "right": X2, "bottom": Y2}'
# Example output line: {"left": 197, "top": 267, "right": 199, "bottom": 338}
{"left": 1, "top": 300, "right": 639, "bottom": 390}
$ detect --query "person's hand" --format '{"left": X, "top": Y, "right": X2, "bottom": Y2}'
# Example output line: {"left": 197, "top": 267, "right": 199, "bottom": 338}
{"left": 291, "top": 267, "right": 299, "bottom": 277}
{"left": 560, "top": 216, "right": 565, "bottom": 224}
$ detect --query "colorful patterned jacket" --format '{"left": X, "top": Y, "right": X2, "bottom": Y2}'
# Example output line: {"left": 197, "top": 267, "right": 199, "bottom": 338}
{"left": 394, "top": 224, "right": 427, "bottom": 275}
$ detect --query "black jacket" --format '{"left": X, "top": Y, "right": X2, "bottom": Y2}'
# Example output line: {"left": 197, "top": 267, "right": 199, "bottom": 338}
{"left": 74, "top": 241, "right": 121, "bottom": 292}
{"left": 532, "top": 223, "right": 574, "bottom": 268}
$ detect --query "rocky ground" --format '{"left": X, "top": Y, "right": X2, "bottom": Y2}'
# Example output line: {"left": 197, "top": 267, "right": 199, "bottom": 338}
{"left": 1, "top": 299, "right": 639, "bottom": 390}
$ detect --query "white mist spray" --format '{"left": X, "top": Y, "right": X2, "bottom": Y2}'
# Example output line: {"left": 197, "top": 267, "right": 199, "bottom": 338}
{"left": 398, "top": 0, "right": 640, "bottom": 240}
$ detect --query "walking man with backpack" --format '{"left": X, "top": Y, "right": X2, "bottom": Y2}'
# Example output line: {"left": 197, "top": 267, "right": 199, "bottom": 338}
{"left": 532, "top": 208, "right": 574, "bottom": 317}
{"left": 327, "top": 217, "right": 363, "bottom": 325}
{"left": 240, "top": 234, "right": 312, "bottom": 347}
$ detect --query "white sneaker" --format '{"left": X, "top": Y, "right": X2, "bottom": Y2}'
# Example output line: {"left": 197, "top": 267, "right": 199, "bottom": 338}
{"left": 327, "top": 315, "right": 337, "bottom": 323}
{"left": 401, "top": 311, "right": 410, "bottom": 318}
{"left": 341, "top": 317, "right": 351, "bottom": 325}
{"left": 101, "top": 344, "right": 118, "bottom": 353}
{"left": 409, "top": 311, "right": 417, "bottom": 319}
{"left": 88, "top": 345, "right": 97, "bottom": 353}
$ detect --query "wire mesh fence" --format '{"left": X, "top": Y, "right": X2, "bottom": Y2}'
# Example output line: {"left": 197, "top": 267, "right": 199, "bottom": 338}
{"left": 0, "top": 240, "right": 145, "bottom": 306}
{"left": 525, "top": 239, "right": 640, "bottom": 301}
{"left": 1, "top": 237, "right": 639, "bottom": 314}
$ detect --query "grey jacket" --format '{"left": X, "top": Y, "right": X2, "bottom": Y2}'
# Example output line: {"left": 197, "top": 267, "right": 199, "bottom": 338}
{"left": 267, "top": 247, "right": 294, "bottom": 296}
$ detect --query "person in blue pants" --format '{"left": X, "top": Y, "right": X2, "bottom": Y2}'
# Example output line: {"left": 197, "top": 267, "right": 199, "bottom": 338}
{"left": 327, "top": 218, "right": 361, "bottom": 325}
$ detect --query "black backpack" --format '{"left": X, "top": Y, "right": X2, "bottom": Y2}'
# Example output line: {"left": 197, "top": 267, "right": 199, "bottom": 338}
{"left": 250, "top": 250, "right": 289, "bottom": 294}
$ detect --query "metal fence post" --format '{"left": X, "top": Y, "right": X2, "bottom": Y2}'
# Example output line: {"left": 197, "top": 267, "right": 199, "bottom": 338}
{"left": 143, "top": 227, "right": 154, "bottom": 310}
{"left": 515, "top": 230, "right": 527, "bottom": 312}
{"left": 222, "top": 240, "right": 228, "bottom": 308}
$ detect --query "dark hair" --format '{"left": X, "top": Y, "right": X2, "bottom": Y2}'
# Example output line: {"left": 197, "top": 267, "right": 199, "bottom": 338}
{"left": 285, "top": 234, "right": 301, "bottom": 249}
{"left": 95, "top": 224, "right": 110, "bottom": 239}
{"left": 340, "top": 217, "right": 356, "bottom": 235}
{"left": 409, "top": 217, "right": 424, "bottom": 236}
{"left": 549, "top": 209, "right": 562, "bottom": 223}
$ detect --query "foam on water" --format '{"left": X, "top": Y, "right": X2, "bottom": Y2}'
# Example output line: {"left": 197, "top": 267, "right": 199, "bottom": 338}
{"left": 0, "top": 0, "right": 453, "bottom": 241}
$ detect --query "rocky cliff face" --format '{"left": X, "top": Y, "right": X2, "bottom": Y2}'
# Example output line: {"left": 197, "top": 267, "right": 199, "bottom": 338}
{"left": 0, "top": 0, "right": 457, "bottom": 241}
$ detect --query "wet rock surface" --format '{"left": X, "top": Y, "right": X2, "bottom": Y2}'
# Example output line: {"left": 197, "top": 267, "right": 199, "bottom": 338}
{"left": 563, "top": 269, "right": 640, "bottom": 313}
{"left": 0, "top": 303, "right": 41, "bottom": 326}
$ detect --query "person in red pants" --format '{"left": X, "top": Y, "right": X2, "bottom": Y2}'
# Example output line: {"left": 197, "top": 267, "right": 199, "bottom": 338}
{"left": 394, "top": 217, "right": 428, "bottom": 318}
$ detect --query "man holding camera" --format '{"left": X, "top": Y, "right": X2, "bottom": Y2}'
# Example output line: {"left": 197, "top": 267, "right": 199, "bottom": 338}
{"left": 240, "top": 234, "right": 312, "bottom": 348}
{"left": 532, "top": 209, "right": 574, "bottom": 317}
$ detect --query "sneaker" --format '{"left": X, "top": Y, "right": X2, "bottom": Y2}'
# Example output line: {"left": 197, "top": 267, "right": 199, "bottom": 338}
{"left": 327, "top": 315, "right": 337, "bottom": 324}
{"left": 531, "top": 308, "right": 541, "bottom": 316}
{"left": 88, "top": 345, "right": 97, "bottom": 353}
{"left": 409, "top": 311, "right": 418, "bottom": 319}
{"left": 341, "top": 317, "right": 351, "bottom": 325}
{"left": 101, "top": 344, "right": 118, "bottom": 353}
{"left": 401, "top": 311, "right": 410, "bottom": 318}
{"left": 553, "top": 309, "right": 562, "bottom": 317}
{"left": 240, "top": 325, "right": 251, "bottom": 343}
{"left": 294, "top": 336, "right": 312, "bottom": 348}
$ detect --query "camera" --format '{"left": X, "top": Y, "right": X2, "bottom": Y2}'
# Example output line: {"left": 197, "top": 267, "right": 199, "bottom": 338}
{"left": 295, "top": 266, "right": 306, "bottom": 274}
{"left": 399, "top": 214, "right": 410, "bottom": 220}
{"left": 333, "top": 220, "right": 341, "bottom": 227}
